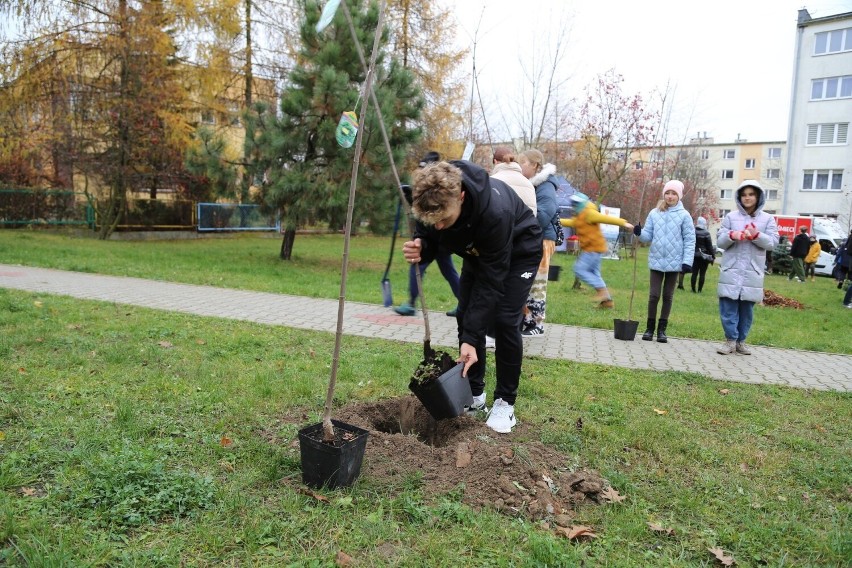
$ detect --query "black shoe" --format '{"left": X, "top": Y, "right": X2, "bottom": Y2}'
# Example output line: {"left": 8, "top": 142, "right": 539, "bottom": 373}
{"left": 656, "top": 319, "right": 668, "bottom": 343}
{"left": 641, "top": 318, "right": 655, "bottom": 341}
{"left": 677, "top": 285, "right": 684, "bottom": 290}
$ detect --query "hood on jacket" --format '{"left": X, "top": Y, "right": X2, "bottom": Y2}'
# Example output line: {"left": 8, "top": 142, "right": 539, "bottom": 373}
{"left": 696, "top": 216, "right": 707, "bottom": 229}
{"left": 528, "top": 163, "right": 557, "bottom": 188}
{"left": 735, "top": 179, "right": 766, "bottom": 215}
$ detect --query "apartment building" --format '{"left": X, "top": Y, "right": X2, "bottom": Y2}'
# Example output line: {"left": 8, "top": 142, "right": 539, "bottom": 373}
{"left": 783, "top": 9, "right": 852, "bottom": 228}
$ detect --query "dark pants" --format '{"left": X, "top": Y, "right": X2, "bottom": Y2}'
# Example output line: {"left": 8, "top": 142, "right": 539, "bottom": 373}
{"left": 408, "top": 251, "right": 460, "bottom": 304}
{"left": 648, "top": 270, "right": 679, "bottom": 320}
{"left": 789, "top": 257, "right": 806, "bottom": 281}
{"left": 459, "top": 256, "right": 540, "bottom": 406}
{"left": 690, "top": 258, "right": 710, "bottom": 292}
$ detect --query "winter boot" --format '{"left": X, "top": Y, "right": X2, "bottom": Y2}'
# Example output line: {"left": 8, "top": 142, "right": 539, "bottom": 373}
{"left": 656, "top": 318, "right": 669, "bottom": 343}
{"left": 641, "top": 318, "right": 655, "bottom": 341}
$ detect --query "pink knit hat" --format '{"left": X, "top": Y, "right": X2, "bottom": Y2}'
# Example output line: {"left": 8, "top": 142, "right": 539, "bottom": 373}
{"left": 663, "top": 180, "right": 684, "bottom": 200}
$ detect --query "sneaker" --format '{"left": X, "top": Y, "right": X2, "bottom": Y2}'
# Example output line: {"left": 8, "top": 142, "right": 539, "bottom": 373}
{"left": 445, "top": 306, "right": 458, "bottom": 317}
{"left": 521, "top": 326, "right": 544, "bottom": 337}
{"left": 464, "top": 393, "right": 488, "bottom": 416}
{"left": 484, "top": 335, "right": 496, "bottom": 349}
{"left": 735, "top": 342, "right": 752, "bottom": 355}
{"left": 393, "top": 302, "right": 415, "bottom": 316}
{"left": 486, "top": 398, "right": 516, "bottom": 433}
{"left": 845, "top": 303, "right": 852, "bottom": 308}
{"left": 716, "top": 340, "right": 736, "bottom": 355}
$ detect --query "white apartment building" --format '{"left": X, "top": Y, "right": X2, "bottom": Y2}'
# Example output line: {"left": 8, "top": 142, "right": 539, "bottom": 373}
{"left": 783, "top": 9, "right": 852, "bottom": 228}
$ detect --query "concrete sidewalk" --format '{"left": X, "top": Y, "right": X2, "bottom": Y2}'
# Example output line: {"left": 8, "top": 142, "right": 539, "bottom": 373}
{"left": 1, "top": 263, "right": 850, "bottom": 392}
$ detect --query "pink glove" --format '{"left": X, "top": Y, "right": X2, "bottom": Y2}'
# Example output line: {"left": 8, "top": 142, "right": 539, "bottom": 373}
{"left": 729, "top": 230, "right": 744, "bottom": 241}
{"left": 743, "top": 223, "right": 759, "bottom": 240}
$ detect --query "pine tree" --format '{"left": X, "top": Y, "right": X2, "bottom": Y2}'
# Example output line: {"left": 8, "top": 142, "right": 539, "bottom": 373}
{"left": 257, "top": 0, "right": 422, "bottom": 260}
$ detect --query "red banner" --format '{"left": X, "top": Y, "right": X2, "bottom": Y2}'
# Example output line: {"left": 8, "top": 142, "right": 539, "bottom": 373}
{"left": 774, "top": 216, "right": 812, "bottom": 241}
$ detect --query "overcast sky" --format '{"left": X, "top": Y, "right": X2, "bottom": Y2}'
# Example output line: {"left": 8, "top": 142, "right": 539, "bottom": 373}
{"left": 444, "top": 0, "right": 851, "bottom": 145}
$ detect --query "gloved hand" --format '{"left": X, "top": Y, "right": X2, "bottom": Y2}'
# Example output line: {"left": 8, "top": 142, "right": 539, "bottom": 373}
{"left": 729, "top": 230, "right": 744, "bottom": 241}
{"left": 743, "top": 223, "right": 760, "bottom": 240}
{"left": 682, "top": 264, "right": 692, "bottom": 273}
{"left": 633, "top": 223, "right": 642, "bottom": 236}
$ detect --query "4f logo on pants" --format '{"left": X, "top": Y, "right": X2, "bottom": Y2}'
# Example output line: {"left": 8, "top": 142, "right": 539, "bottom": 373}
{"left": 520, "top": 271, "right": 534, "bottom": 279}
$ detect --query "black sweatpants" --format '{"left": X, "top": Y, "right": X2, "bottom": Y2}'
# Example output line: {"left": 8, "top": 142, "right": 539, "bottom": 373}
{"left": 690, "top": 258, "right": 710, "bottom": 292}
{"left": 458, "top": 257, "right": 540, "bottom": 406}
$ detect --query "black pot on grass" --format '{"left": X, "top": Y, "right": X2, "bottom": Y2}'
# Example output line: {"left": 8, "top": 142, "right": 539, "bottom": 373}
{"left": 298, "top": 419, "right": 369, "bottom": 489}
{"left": 548, "top": 265, "right": 562, "bottom": 281}
{"left": 409, "top": 363, "right": 472, "bottom": 420}
{"left": 613, "top": 318, "right": 639, "bottom": 341}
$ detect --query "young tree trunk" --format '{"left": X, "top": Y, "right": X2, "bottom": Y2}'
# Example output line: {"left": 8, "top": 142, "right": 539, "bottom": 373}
{"left": 279, "top": 228, "right": 295, "bottom": 260}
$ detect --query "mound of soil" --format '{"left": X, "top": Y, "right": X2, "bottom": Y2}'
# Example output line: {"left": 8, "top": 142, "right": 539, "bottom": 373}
{"left": 763, "top": 289, "right": 804, "bottom": 309}
{"left": 294, "top": 397, "right": 609, "bottom": 526}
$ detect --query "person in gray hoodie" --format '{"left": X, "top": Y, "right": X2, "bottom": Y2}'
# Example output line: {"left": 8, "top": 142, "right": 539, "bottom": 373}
{"left": 715, "top": 180, "right": 779, "bottom": 355}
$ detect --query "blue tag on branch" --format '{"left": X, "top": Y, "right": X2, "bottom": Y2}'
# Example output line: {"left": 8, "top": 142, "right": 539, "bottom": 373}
{"left": 316, "top": 0, "right": 342, "bottom": 33}
{"left": 335, "top": 111, "right": 359, "bottom": 148}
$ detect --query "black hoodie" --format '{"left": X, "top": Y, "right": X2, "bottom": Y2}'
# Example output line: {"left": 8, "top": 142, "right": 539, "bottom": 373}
{"left": 415, "top": 160, "right": 542, "bottom": 343}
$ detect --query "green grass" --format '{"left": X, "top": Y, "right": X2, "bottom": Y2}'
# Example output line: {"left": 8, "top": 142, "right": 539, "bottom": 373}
{"left": 0, "top": 230, "right": 850, "bottom": 353}
{"left": 1, "top": 288, "right": 850, "bottom": 566}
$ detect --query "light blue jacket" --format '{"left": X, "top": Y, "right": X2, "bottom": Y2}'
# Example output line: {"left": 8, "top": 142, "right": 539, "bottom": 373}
{"left": 639, "top": 201, "right": 695, "bottom": 272}
{"left": 716, "top": 186, "right": 779, "bottom": 303}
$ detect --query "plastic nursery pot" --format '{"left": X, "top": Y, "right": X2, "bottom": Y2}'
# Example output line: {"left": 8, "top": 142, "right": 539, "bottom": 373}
{"left": 409, "top": 362, "right": 473, "bottom": 421}
{"left": 548, "top": 265, "right": 562, "bottom": 281}
{"left": 613, "top": 318, "right": 639, "bottom": 341}
{"left": 298, "top": 419, "right": 369, "bottom": 490}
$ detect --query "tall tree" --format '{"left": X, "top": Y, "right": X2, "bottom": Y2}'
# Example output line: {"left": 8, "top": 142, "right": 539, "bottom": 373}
{"left": 256, "top": 0, "right": 422, "bottom": 260}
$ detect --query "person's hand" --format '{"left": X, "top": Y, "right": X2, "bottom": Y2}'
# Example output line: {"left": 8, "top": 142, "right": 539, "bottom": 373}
{"left": 729, "top": 230, "right": 744, "bottom": 241}
{"left": 457, "top": 342, "right": 478, "bottom": 378}
{"left": 682, "top": 264, "right": 692, "bottom": 273}
{"left": 402, "top": 238, "right": 422, "bottom": 264}
{"left": 624, "top": 222, "right": 634, "bottom": 231}
{"left": 632, "top": 223, "right": 642, "bottom": 236}
{"left": 743, "top": 223, "right": 760, "bottom": 240}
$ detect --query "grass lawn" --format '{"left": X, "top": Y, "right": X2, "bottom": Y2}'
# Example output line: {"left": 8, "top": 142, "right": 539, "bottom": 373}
{"left": 0, "top": 230, "right": 849, "bottom": 354}
{"left": 1, "top": 288, "right": 849, "bottom": 566}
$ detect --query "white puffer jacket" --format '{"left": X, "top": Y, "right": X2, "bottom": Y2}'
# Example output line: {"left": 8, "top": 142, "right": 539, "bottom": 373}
{"left": 490, "top": 162, "right": 537, "bottom": 216}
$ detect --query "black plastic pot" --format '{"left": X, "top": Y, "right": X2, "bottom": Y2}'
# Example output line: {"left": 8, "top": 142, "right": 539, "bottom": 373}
{"left": 613, "top": 318, "right": 639, "bottom": 341}
{"left": 409, "top": 362, "right": 472, "bottom": 420}
{"left": 548, "top": 265, "right": 562, "bottom": 281}
{"left": 298, "top": 419, "right": 369, "bottom": 489}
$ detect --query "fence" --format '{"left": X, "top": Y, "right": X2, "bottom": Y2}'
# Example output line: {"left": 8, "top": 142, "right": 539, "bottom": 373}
{"left": 196, "top": 203, "right": 279, "bottom": 232}
{"left": 0, "top": 188, "right": 93, "bottom": 227}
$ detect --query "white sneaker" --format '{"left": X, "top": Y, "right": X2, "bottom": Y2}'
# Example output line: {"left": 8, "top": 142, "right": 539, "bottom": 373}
{"left": 484, "top": 335, "right": 495, "bottom": 349}
{"left": 486, "top": 398, "right": 516, "bottom": 433}
{"left": 464, "top": 393, "right": 488, "bottom": 416}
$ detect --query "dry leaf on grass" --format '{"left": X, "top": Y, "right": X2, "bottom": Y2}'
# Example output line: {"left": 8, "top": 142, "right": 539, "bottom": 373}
{"left": 219, "top": 435, "right": 233, "bottom": 448}
{"left": 653, "top": 408, "right": 668, "bottom": 415}
{"left": 158, "top": 341, "right": 173, "bottom": 349}
{"left": 708, "top": 547, "right": 736, "bottom": 566}
{"left": 647, "top": 522, "right": 674, "bottom": 536}
{"left": 718, "top": 389, "right": 730, "bottom": 395}
{"left": 297, "top": 486, "right": 329, "bottom": 503}
{"left": 555, "top": 525, "right": 598, "bottom": 540}
{"left": 601, "top": 486, "right": 626, "bottom": 503}
{"left": 335, "top": 551, "right": 354, "bottom": 566}
{"left": 20, "top": 487, "right": 37, "bottom": 497}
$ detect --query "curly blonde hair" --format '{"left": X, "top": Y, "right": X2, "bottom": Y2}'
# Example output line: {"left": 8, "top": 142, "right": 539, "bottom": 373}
{"left": 411, "top": 162, "right": 463, "bottom": 225}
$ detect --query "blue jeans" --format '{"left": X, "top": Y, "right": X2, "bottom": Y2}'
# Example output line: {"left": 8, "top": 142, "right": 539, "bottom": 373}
{"left": 719, "top": 297, "right": 755, "bottom": 342}
{"left": 573, "top": 252, "right": 606, "bottom": 290}
{"left": 844, "top": 283, "right": 852, "bottom": 306}
{"left": 408, "top": 251, "right": 460, "bottom": 304}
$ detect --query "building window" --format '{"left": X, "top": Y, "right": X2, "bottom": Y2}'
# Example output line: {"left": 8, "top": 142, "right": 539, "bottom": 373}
{"left": 802, "top": 169, "right": 843, "bottom": 191}
{"left": 765, "top": 169, "right": 780, "bottom": 179}
{"left": 723, "top": 149, "right": 735, "bottom": 159}
{"left": 810, "top": 75, "right": 852, "bottom": 99}
{"left": 766, "top": 190, "right": 778, "bottom": 200}
{"left": 699, "top": 169, "right": 708, "bottom": 179}
{"left": 721, "top": 170, "right": 734, "bottom": 179}
{"left": 700, "top": 150, "right": 709, "bottom": 160}
{"left": 767, "top": 147, "right": 782, "bottom": 158}
{"left": 200, "top": 110, "right": 216, "bottom": 125}
{"left": 814, "top": 27, "right": 851, "bottom": 55}
{"left": 719, "top": 209, "right": 731, "bottom": 218}
{"left": 650, "top": 151, "right": 663, "bottom": 162}
{"left": 806, "top": 123, "right": 849, "bottom": 145}
{"left": 745, "top": 158, "right": 755, "bottom": 169}
{"left": 720, "top": 189, "right": 733, "bottom": 199}
{"left": 634, "top": 161, "right": 643, "bottom": 170}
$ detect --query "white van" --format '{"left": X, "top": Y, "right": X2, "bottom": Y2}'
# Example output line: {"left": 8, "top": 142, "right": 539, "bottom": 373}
{"left": 811, "top": 218, "right": 847, "bottom": 276}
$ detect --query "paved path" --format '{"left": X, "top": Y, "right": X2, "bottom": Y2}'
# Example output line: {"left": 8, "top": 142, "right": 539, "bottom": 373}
{"left": 1, "top": 263, "right": 850, "bottom": 392}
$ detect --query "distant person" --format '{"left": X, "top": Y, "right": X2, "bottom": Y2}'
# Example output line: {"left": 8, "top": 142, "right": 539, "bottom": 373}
{"left": 690, "top": 216, "right": 715, "bottom": 293}
{"left": 804, "top": 234, "right": 821, "bottom": 282}
{"left": 517, "top": 149, "right": 559, "bottom": 337}
{"left": 560, "top": 192, "right": 633, "bottom": 308}
{"left": 833, "top": 231, "right": 851, "bottom": 288}
{"left": 788, "top": 225, "right": 810, "bottom": 282}
{"left": 489, "top": 147, "right": 537, "bottom": 215}
{"left": 394, "top": 151, "right": 460, "bottom": 317}
{"left": 715, "top": 180, "right": 779, "bottom": 355}
{"left": 634, "top": 180, "right": 695, "bottom": 343}
{"left": 403, "top": 160, "right": 542, "bottom": 434}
